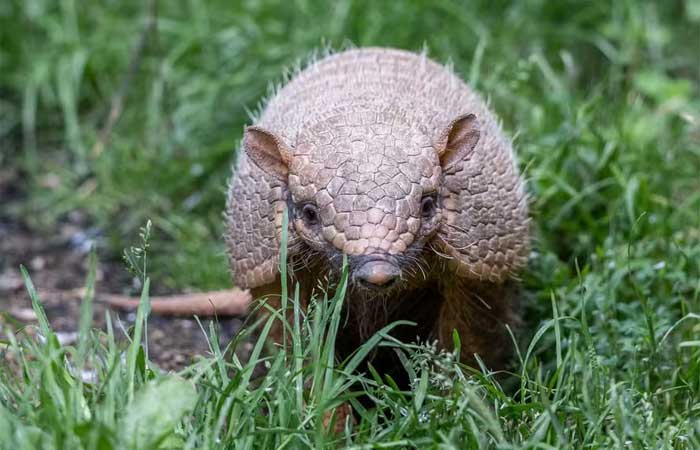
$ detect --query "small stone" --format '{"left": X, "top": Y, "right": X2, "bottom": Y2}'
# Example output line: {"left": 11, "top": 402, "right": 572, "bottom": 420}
{"left": 10, "top": 308, "right": 37, "bottom": 322}
{"left": 30, "top": 256, "right": 46, "bottom": 271}
{"left": 0, "top": 269, "right": 23, "bottom": 291}
{"left": 56, "top": 331, "right": 78, "bottom": 346}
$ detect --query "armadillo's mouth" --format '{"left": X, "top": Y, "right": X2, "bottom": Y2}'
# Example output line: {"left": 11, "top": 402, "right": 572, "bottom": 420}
{"left": 351, "top": 256, "right": 401, "bottom": 290}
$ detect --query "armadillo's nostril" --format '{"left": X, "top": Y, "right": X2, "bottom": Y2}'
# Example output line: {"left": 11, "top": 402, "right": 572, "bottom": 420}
{"left": 356, "top": 260, "right": 400, "bottom": 287}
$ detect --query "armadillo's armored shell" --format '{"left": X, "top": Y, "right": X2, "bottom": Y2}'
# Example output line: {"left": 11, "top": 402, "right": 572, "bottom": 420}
{"left": 225, "top": 154, "right": 296, "bottom": 288}
{"left": 437, "top": 111, "right": 530, "bottom": 283}
{"left": 226, "top": 47, "right": 529, "bottom": 288}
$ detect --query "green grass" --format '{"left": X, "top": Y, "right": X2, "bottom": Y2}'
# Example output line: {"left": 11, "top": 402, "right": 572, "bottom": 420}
{"left": 1, "top": 0, "right": 700, "bottom": 448}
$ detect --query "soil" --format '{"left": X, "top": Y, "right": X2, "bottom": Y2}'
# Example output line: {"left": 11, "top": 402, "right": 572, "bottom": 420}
{"left": 0, "top": 168, "right": 249, "bottom": 371}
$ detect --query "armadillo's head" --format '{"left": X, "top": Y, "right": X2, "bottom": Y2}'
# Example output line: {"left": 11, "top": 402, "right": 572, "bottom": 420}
{"left": 243, "top": 113, "right": 480, "bottom": 291}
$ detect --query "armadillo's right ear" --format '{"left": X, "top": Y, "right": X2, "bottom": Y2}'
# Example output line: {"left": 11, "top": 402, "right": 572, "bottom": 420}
{"left": 243, "top": 126, "right": 293, "bottom": 181}
{"left": 435, "top": 113, "right": 480, "bottom": 172}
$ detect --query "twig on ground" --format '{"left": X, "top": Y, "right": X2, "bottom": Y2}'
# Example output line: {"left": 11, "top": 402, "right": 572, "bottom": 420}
{"left": 36, "top": 287, "right": 252, "bottom": 317}
{"left": 99, "top": 289, "right": 251, "bottom": 316}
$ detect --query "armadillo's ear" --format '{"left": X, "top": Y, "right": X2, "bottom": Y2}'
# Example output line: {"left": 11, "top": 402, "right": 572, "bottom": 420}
{"left": 436, "top": 113, "right": 480, "bottom": 171}
{"left": 435, "top": 111, "right": 529, "bottom": 284}
{"left": 243, "top": 126, "right": 293, "bottom": 181}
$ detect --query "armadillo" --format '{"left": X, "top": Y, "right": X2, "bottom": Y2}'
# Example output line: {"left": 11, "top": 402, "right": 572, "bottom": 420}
{"left": 225, "top": 47, "right": 529, "bottom": 373}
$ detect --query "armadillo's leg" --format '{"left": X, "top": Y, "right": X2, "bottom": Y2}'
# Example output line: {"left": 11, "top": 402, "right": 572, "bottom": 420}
{"left": 436, "top": 280, "right": 521, "bottom": 370}
{"left": 251, "top": 275, "right": 311, "bottom": 347}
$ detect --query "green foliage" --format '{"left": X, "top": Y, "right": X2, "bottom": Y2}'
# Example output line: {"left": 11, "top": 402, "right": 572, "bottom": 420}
{"left": 2, "top": 213, "right": 700, "bottom": 448}
{"left": 1, "top": 0, "right": 699, "bottom": 289}
{"left": 1, "top": 0, "right": 699, "bottom": 448}
{"left": 122, "top": 220, "right": 153, "bottom": 283}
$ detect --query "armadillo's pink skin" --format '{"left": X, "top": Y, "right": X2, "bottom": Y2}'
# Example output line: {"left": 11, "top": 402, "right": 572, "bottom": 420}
{"left": 226, "top": 47, "right": 529, "bottom": 289}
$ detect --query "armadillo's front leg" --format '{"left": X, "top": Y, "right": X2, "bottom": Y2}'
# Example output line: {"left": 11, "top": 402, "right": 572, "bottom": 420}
{"left": 436, "top": 279, "right": 521, "bottom": 370}
{"left": 251, "top": 275, "right": 312, "bottom": 346}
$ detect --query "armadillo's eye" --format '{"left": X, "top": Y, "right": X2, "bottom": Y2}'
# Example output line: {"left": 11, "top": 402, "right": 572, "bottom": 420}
{"left": 300, "top": 203, "right": 320, "bottom": 225}
{"left": 420, "top": 195, "right": 437, "bottom": 218}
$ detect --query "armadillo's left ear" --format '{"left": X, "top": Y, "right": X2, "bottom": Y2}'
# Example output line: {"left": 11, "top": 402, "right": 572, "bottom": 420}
{"left": 435, "top": 113, "right": 480, "bottom": 171}
{"left": 243, "top": 126, "right": 293, "bottom": 182}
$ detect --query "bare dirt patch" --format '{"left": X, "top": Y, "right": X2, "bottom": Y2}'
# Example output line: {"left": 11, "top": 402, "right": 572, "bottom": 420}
{"left": 0, "top": 174, "right": 247, "bottom": 371}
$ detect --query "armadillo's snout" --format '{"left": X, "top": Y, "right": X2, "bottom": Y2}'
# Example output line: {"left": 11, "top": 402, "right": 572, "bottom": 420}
{"left": 355, "top": 259, "right": 401, "bottom": 288}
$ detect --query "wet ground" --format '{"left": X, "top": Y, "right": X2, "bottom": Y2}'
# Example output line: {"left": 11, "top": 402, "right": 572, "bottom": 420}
{"left": 0, "top": 168, "right": 248, "bottom": 371}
